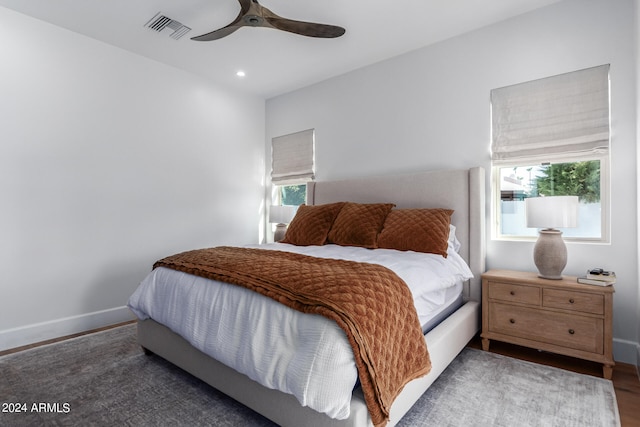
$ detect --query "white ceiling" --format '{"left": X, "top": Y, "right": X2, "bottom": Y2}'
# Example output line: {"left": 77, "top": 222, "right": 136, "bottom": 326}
{"left": 0, "top": 0, "right": 562, "bottom": 98}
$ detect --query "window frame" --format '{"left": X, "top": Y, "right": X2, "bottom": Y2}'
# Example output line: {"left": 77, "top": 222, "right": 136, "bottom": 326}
{"left": 491, "top": 152, "right": 610, "bottom": 243}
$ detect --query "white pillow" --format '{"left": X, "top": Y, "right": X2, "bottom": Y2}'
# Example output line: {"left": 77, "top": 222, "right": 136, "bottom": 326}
{"left": 448, "top": 224, "right": 461, "bottom": 252}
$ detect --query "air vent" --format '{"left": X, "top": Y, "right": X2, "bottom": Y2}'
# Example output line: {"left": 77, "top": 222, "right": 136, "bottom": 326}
{"left": 145, "top": 12, "right": 191, "bottom": 40}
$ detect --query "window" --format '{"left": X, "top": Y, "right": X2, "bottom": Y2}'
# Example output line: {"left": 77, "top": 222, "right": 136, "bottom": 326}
{"left": 496, "top": 159, "right": 607, "bottom": 240}
{"left": 271, "top": 129, "right": 315, "bottom": 206}
{"left": 491, "top": 65, "right": 610, "bottom": 242}
{"left": 279, "top": 184, "right": 306, "bottom": 206}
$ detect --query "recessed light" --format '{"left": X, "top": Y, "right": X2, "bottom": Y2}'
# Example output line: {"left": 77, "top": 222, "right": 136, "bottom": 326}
{"left": 236, "top": 70, "right": 246, "bottom": 77}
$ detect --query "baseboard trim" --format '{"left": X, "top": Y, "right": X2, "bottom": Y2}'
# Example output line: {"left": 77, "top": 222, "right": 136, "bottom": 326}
{"left": 613, "top": 337, "right": 640, "bottom": 365}
{"left": 0, "top": 306, "right": 136, "bottom": 353}
{"left": 636, "top": 344, "right": 640, "bottom": 381}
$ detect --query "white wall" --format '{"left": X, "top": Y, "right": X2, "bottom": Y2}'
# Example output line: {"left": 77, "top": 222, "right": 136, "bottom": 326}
{"left": 635, "top": 0, "right": 640, "bottom": 373}
{"left": 266, "top": 0, "right": 639, "bottom": 363}
{"left": 0, "top": 7, "right": 266, "bottom": 350}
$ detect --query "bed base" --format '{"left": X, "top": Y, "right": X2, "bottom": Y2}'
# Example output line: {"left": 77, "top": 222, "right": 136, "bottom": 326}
{"left": 138, "top": 300, "right": 479, "bottom": 427}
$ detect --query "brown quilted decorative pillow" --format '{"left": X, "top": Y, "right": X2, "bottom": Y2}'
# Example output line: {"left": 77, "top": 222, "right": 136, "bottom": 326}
{"left": 377, "top": 208, "right": 454, "bottom": 257}
{"left": 327, "top": 202, "right": 395, "bottom": 248}
{"left": 281, "top": 202, "right": 345, "bottom": 246}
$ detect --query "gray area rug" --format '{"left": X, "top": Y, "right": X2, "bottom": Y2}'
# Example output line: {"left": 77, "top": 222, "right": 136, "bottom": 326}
{"left": 0, "top": 324, "right": 620, "bottom": 426}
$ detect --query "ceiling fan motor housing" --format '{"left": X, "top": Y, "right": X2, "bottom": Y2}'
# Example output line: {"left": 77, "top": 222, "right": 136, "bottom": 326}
{"left": 244, "top": 15, "right": 263, "bottom": 26}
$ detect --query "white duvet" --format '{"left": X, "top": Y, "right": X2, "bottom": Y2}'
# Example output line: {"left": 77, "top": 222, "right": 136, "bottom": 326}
{"left": 127, "top": 243, "right": 473, "bottom": 420}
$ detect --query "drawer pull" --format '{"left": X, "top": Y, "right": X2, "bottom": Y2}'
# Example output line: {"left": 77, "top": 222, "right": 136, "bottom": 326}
{"left": 510, "top": 291, "right": 515, "bottom": 296}
{"left": 509, "top": 319, "right": 515, "bottom": 324}
{"left": 569, "top": 298, "right": 575, "bottom": 304}
{"left": 568, "top": 329, "right": 575, "bottom": 335}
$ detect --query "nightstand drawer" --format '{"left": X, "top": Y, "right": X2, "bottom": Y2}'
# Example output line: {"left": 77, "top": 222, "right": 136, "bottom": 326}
{"left": 488, "top": 302, "right": 604, "bottom": 354}
{"left": 488, "top": 281, "right": 540, "bottom": 305}
{"left": 543, "top": 289, "right": 604, "bottom": 315}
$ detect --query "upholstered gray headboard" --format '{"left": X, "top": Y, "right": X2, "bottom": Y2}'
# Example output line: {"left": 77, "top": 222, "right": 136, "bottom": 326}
{"left": 306, "top": 167, "right": 485, "bottom": 301}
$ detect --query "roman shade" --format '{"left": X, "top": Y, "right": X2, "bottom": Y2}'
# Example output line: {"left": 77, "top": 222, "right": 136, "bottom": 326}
{"left": 491, "top": 64, "right": 610, "bottom": 165}
{"left": 271, "top": 129, "right": 315, "bottom": 184}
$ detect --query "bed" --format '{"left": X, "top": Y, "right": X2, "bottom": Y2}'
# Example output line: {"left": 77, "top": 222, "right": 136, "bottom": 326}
{"left": 129, "top": 167, "right": 485, "bottom": 427}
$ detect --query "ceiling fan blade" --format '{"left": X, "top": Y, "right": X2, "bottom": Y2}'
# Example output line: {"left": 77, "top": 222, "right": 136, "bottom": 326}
{"left": 265, "top": 16, "right": 345, "bottom": 38}
{"left": 191, "top": 23, "right": 244, "bottom": 41}
{"left": 237, "top": 0, "right": 254, "bottom": 15}
{"left": 191, "top": 0, "right": 254, "bottom": 41}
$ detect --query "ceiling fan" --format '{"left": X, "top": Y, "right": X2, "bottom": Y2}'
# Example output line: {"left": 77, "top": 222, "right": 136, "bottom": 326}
{"left": 191, "top": 0, "right": 346, "bottom": 41}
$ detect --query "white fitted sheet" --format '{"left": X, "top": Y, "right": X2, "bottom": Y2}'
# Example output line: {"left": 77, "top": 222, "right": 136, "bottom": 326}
{"left": 128, "top": 244, "right": 472, "bottom": 420}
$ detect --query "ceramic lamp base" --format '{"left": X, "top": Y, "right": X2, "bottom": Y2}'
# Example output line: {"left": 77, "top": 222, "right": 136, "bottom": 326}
{"left": 533, "top": 229, "right": 567, "bottom": 280}
{"left": 274, "top": 223, "right": 287, "bottom": 242}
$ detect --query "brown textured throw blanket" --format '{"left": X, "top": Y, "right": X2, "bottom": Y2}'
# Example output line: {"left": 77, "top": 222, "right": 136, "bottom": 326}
{"left": 154, "top": 246, "right": 431, "bottom": 426}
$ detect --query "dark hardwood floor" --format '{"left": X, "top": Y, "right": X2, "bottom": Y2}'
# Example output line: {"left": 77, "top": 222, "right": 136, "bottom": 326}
{"left": 468, "top": 336, "right": 640, "bottom": 427}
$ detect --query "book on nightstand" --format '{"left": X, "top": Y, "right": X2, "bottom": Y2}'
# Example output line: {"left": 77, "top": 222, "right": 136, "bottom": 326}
{"left": 577, "top": 269, "right": 616, "bottom": 286}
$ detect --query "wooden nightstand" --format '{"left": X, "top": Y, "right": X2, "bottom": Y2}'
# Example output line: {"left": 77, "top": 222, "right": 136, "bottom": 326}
{"left": 481, "top": 269, "right": 615, "bottom": 379}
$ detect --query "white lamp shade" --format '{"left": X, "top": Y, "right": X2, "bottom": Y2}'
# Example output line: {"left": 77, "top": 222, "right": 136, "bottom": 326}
{"left": 525, "top": 196, "right": 579, "bottom": 229}
{"left": 269, "top": 205, "right": 297, "bottom": 224}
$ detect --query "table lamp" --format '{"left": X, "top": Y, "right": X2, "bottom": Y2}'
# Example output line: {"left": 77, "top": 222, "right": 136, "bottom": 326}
{"left": 269, "top": 205, "right": 297, "bottom": 242}
{"left": 525, "top": 196, "right": 578, "bottom": 279}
